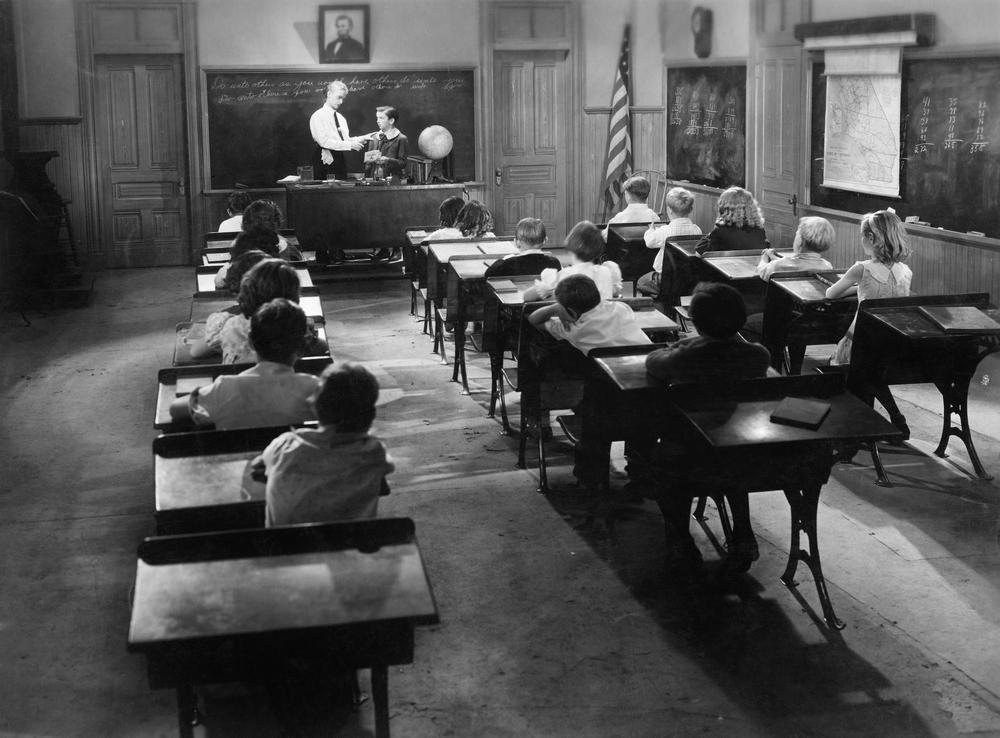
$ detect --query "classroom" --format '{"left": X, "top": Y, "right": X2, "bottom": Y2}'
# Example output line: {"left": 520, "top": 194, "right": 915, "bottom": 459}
{"left": 2, "top": 0, "right": 1000, "bottom": 735}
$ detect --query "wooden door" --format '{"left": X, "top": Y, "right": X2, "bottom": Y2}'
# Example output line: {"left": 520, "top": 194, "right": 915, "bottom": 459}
{"left": 492, "top": 51, "right": 569, "bottom": 243}
{"left": 754, "top": 44, "right": 804, "bottom": 248}
{"left": 94, "top": 56, "right": 188, "bottom": 267}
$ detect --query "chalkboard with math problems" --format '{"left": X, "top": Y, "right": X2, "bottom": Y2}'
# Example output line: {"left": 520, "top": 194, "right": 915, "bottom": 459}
{"left": 810, "top": 57, "right": 1000, "bottom": 238}
{"left": 205, "top": 68, "right": 476, "bottom": 189}
{"left": 665, "top": 65, "right": 747, "bottom": 189}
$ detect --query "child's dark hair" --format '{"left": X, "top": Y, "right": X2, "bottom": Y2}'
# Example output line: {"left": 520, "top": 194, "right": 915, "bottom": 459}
{"left": 439, "top": 195, "right": 465, "bottom": 227}
{"left": 231, "top": 227, "right": 280, "bottom": 260}
{"left": 554, "top": 274, "right": 601, "bottom": 316}
{"left": 237, "top": 258, "right": 301, "bottom": 317}
{"left": 249, "top": 298, "right": 308, "bottom": 363}
{"left": 224, "top": 249, "right": 269, "bottom": 295}
{"left": 515, "top": 217, "right": 546, "bottom": 247}
{"left": 456, "top": 200, "right": 495, "bottom": 237}
{"left": 564, "top": 220, "right": 604, "bottom": 263}
{"left": 623, "top": 175, "right": 651, "bottom": 201}
{"left": 226, "top": 190, "right": 254, "bottom": 218}
{"left": 313, "top": 362, "right": 380, "bottom": 432}
{"left": 689, "top": 281, "right": 746, "bottom": 339}
{"left": 242, "top": 199, "right": 284, "bottom": 232}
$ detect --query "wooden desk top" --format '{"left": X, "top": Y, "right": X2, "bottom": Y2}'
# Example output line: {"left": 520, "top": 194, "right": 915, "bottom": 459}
{"left": 155, "top": 451, "right": 261, "bottom": 511}
{"left": 867, "top": 304, "right": 1000, "bottom": 340}
{"left": 487, "top": 276, "right": 543, "bottom": 305}
{"left": 427, "top": 240, "right": 517, "bottom": 261}
{"left": 700, "top": 250, "right": 766, "bottom": 281}
{"left": 591, "top": 351, "right": 662, "bottom": 392}
{"left": 667, "top": 239, "right": 702, "bottom": 258}
{"left": 190, "top": 293, "right": 324, "bottom": 323}
{"left": 771, "top": 271, "right": 848, "bottom": 303}
{"left": 129, "top": 543, "right": 437, "bottom": 646}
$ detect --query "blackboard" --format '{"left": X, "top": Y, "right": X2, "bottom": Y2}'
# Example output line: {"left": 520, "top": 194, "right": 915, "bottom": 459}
{"left": 810, "top": 57, "right": 1000, "bottom": 237}
{"left": 665, "top": 65, "right": 747, "bottom": 188}
{"left": 205, "top": 68, "right": 476, "bottom": 189}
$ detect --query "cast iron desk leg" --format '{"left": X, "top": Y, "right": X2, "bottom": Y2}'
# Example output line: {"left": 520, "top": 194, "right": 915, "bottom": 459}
{"left": 934, "top": 374, "right": 992, "bottom": 480}
{"left": 175, "top": 684, "right": 197, "bottom": 738}
{"left": 372, "top": 665, "right": 390, "bottom": 738}
{"left": 780, "top": 482, "right": 846, "bottom": 630}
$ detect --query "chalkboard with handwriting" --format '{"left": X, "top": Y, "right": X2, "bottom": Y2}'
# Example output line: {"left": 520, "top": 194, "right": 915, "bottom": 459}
{"left": 205, "top": 69, "right": 476, "bottom": 189}
{"left": 665, "top": 65, "right": 747, "bottom": 188}
{"left": 810, "top": 57, "right": 1000, "bottom": 237}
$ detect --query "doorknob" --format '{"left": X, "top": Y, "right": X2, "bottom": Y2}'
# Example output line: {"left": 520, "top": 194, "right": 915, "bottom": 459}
{"left": 788, "top": 193, "right": 797, "bottom": 216}
{"left": 494, "top": 168, "right": 502, "bottom": 186}
{"left": 178, "top": 179, "right": 186, "bottom": 196}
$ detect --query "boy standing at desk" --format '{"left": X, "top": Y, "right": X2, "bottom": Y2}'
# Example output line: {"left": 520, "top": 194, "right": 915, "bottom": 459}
{"left": 253, "top": 363, "right": 394, "bottom": 526}
{"left": 645, "top": 282, "right": 771, "bottom": 572}
{"left": 170, "top": 298, "right": 318, "bottom": 430}
{"left": 602, "top": 175, "right": 660, "bottom": 240}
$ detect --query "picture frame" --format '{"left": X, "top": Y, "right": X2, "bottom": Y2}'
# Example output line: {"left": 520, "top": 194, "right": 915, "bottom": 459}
{"left": 319, "top": 5, "right": 370, "bottom": 64}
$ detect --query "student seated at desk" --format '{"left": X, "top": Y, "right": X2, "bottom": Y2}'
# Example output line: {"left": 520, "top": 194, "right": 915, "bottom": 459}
{"left": 756, "top": 216, "right": 835, "bottom": 280}
{"left": 637, "top": 186, "right": 702, "bottom": 297}
{"left": 252, "top": 362, "right": 395, "bottom": 526}
{"left": 602, "top": 175, "right": 660, "bottom": 241}
{"left": 523, "top": 220, "right": 622, "bottom": 301}
{"left": 645, "top": 282, "right": 772, "bottom": 572}
{"left": 694, "top": 186, "right": 769, "bottom": 255}
{"left": 214, "top": 199, "right": 301, "bottom": 289}
{"left": 192, "top": 258, "right": 327, "bottom": 364}
{"left": 825, "top": 209, "right": 913, "bottom": 438}
{"left": 422, "top": 195, "right": 466, "bottom": 242}
{"left": 529, "top": 275, "right": 651, "bottom": 496}
{"left": 170, "top": 298, "right": 319, "bottom": 430}
{"left": 217, "top": 189, "right": 253, "bottom": 232}
{"left": 484, "top": 217, "right": 559, "bottom": 278}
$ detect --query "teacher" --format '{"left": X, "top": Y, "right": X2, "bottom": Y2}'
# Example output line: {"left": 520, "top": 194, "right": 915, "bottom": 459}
{"left": 365, "top": 106, "right": 409, "bottom": 179}
{"left": 309, "top": 80, "right": 365, "bottom": 180}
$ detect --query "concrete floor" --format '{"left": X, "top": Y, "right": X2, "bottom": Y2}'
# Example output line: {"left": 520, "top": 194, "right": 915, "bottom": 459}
{"left": 2, "top": 268, "right": 1000, "bottom": 737}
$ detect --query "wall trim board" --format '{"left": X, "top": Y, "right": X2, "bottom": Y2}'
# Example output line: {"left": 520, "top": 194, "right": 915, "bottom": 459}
{"left": 18, "top": 117, "right": 83, "bottom": 125}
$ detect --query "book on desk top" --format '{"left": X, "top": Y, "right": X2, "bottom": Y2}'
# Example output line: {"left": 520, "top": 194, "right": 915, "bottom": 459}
{"left": 917, "top": 305, "right": 1000, "bottom": 333}
{"left": 770, "top": 396, "right": 831, "bottom": 430}
{"left": 175, "top": 376, "right": 212, "bottom": 397}
{"left": 490, "top": 279, "right": 520, "bottom": 293}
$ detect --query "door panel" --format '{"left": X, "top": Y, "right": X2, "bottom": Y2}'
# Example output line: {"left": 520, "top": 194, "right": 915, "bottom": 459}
{"left": 95, "top": 55, "right": 188, "bottom": 267}
{"left": 493, "top": 51, "right": 568, "bottom": 243}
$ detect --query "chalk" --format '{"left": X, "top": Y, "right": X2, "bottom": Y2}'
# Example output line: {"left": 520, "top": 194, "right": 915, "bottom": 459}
{"left": 967, "top": 230, "right": 986, "bottom": 237}
{"left": 904, "top": 215, "right": 920, "bottom": 223}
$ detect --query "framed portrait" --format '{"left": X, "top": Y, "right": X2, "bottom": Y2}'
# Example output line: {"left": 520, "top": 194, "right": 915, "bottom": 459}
{"left": 319, "top": 5, "right": 370, "bottom": 64}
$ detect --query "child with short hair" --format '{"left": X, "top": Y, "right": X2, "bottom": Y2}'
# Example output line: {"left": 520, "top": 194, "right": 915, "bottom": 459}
{"left": 170, "top": 298, "right": 319, "bottom": 430}
{"left": 252, "top": 362, "right": 395, "bottom": 526}
{"left": 528, "top": 274, "right": 650, "bottom": 355}
{"left": 756, "top": 216, "right": 835, "bottom": 281}
{"left": 484, "top": 217, "right": 559, "bottom": 278}
{"left": 523, "top": 220, "right": 622, "bottom": 301}
{"left": 826, "top": 208, "right": 913, "bottom": 437}
{"left": 213, "top": 199, "right": 300, "bottom": 289}
{"left": 637, "top": 186, "right": 702, "bottom": 296}
{"left": 603, "top": 175, "right": 660, "bottom": 240}
{"left": 218, "top": 189, "right": 254, "bottom": 232}
{"left": 645, "top": 282, "right": 771, "bottom": 572}
{"left": 695, "top": 186, "right": 769, "bottom": 255}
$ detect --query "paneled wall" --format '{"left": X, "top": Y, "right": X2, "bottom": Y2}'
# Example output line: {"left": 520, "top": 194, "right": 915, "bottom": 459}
{"left": 18, "top": 121, "right": 97, "bottom": 259}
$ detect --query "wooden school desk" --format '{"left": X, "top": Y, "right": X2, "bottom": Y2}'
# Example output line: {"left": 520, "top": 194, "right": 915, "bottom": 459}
{"left": 195, "top": 263, "right": 314, "bottom": 292}
{"left": 604, "top": 222, "right": 665, "bottom": 289}
{"left": 589, "top": 359, "right": 900, "bottom": 628}
{"left": 127, "top": 518, "right": 439, "bottom": 738}
{"left": 425, "top": 238, "right": 516, "bottom": 314}
{"left": 853, "top": 293, "right": 1000, "bottom": 480}
{"left": 761, "top": 270, "right": 854, "bottom": 374}
{"left": 445, "top": 249, "right": 573, "bottom": 393}
{"left": 172, "top": 321, "right": 330, "bottom": 368}
{"left": 189, "top": 288, "right": 325, "bottom": 323}
{"left": 155, "top": 356, "right": 332, "bottom": 429}
{"left": 697, "top": 249, "right": 789, "bottom": 315}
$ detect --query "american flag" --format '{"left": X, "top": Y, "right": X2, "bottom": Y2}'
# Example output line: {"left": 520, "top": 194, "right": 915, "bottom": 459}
{"left": 602, "top": 25, "right": 632, "bottom": 211}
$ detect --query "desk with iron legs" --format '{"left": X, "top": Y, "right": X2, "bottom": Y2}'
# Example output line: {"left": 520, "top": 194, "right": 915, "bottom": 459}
{"left": 589, "top": 357, "right": 900, "bottom": 629}
{"left": 853, "top": 294, "right": 1000, "bottom": 480}
{"left": 127, "top": 518, "right": 439, "bottom": 738}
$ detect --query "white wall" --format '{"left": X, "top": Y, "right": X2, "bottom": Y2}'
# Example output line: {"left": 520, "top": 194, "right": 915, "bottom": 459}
{"left": 13, "top": 0, "right": 78, "bottom": 118}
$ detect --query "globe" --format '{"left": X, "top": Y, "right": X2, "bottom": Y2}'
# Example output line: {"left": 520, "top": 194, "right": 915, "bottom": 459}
{"left": 417, "top": 125, "right": 454, "bottom": 161}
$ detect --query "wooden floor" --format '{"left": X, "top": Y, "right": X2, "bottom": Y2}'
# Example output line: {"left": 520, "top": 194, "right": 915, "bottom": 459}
{"left": 2, "top": 268, "right": 1000, "bottom": 737}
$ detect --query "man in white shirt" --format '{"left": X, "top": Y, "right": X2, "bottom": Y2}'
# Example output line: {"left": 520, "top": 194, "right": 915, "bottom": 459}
{"left": 309, "top": 80, "right": 365, "bottom": 181}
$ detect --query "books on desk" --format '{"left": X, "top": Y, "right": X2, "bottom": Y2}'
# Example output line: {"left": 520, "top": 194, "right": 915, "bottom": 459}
{"left": 917, "top": 305, "right": 1000, "bottom": 333}
{"left": 770, "top": 396, "right": 831, "bottom": 430}
{"left": 490, "top": 279, "right": 520, "bottom": 293}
